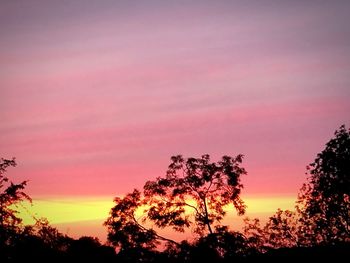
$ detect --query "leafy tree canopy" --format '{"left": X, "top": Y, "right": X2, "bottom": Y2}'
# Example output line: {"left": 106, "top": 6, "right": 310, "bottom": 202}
{"left": 244, "top": 125, "right": 350, "bottom": 249}
{"left": 105, "top": 154, "right": 247, "bottom": 252}
{"left": 297, "top": 125, "right": 350, "bottom": 244}
{"left": 0, "top": 158, "right": 31, "bottom": 235}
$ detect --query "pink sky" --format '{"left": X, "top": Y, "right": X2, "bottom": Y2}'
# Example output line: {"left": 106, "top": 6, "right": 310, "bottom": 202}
{"left": 1, "top": 0, "right": 350, "bottom": 240}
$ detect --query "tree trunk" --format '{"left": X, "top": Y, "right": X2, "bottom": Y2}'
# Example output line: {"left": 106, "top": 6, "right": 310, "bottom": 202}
{"left": 203, "top": 197, "right": 213, "bottom": 234}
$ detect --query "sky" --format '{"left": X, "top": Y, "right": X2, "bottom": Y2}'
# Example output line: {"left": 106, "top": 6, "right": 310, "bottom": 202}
{"left": 1, "top": 0, "right": 350, "bottom": 241}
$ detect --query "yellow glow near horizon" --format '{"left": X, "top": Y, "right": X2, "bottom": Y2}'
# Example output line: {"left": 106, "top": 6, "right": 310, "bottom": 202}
{"left": 18, "top": 196, "right": 115, "bottom": 225}
{"left": 244, "top": 196, "right": 296, "bottom": 214}
{"left": 18, "top": 195, "right": 296, "bottom": 225}
{"left": 16, "top": 194, "right": 296, "bottom": 241}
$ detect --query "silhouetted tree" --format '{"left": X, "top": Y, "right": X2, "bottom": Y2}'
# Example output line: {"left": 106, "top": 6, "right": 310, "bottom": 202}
{"left": 297, "top": 125, "right": 350, "bottom": 244}
{"left": 195, "top": 226, "right": 248, "bottom": 260}
{"left": 162, "top": 227, "right": 250, "bottom": 263}
{"left": 105, "top": 154, "right": 247, "bottom": 257}
{"left": 67, "top": 236, "right": 116, "bottom": 262}
{"left": 144, "top": 155, "right": 246, "bottom": 235}
{"left": 32, "top": 218, "right": 72, "bottom": 252}
{"left": 105, "top": 189, "right": 161, "bottom": 258}
{"left": 0, "top": 158, "right": 31, "bottom": 229}
{"left": 0, "top": 157, "right": 117, "bottom": 262}
{"left": 0, "top": 158, "right": 31, "bottom": 261}
{"left": 6, "top": 222, "right": 71, "bottom": 263}
{"left": 0, "top": 158, "right": 75, "bottom": 262}
{"left": 244, "top": 209, "right": 301, "bottom": 251}
{"left": 244, "top": 125, "right": 350, "bottom": 250}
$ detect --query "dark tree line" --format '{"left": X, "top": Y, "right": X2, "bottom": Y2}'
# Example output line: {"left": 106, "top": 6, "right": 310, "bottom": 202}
{"left": 0, "top": 158, "right": 116, "bottom": 262}
{"left": 1, "top": 125, "right": 349, "bottom": 262}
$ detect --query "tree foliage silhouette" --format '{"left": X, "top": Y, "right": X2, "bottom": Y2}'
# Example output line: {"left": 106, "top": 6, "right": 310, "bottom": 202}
{"left": 297, "top": 125, "right": 350, "bottom": 244}
{"left": 105, "top": 154, "right": 247, "bottom": 253}
{"left": 0, "top": 158, "right": 31, "bottom": 248}
{"left": 244, "top": 125, "right": 350, "bottom": 249}
{"left": 144, "top": 155, "right": 246, "bottom": 235}
{"left": 0, "top": 157, "right": 118, "bottom": 262}
{"left": 105, "top": 189, "right": 161, "bottom": 251}
{"left": 244, "top": 209, "right": 301, "bottom": 251}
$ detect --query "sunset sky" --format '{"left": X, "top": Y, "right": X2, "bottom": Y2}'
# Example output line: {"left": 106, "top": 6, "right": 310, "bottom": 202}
{"left": 1, "top": 1, "right": 350, "bottom": 241}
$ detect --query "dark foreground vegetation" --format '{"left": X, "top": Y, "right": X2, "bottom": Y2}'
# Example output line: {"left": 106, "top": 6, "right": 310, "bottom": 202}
{"left": 1, "top": 125, "right": 349, "bottom": 262}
